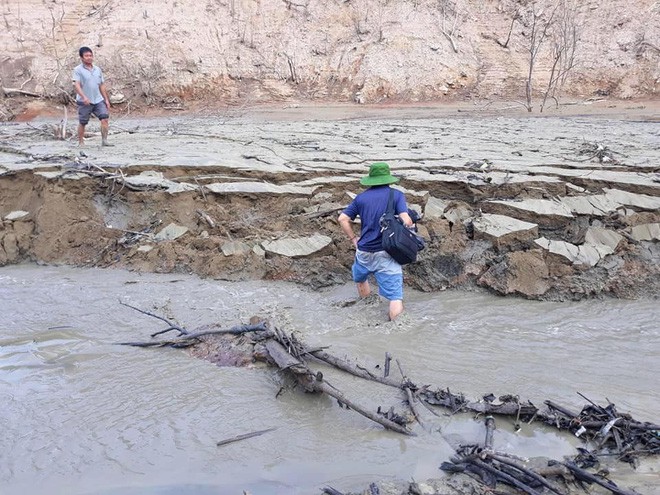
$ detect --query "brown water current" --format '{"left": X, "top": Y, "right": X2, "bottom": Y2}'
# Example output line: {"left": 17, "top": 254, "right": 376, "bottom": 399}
{"left": 1, "top": 265, "right": 659, "bottom": 494}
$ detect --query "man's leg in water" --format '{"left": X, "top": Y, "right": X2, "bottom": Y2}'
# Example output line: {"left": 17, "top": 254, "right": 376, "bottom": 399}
{"left": 373, "top": 266, "right": 404, "bottom": 321}
{"left": 388, "top": 300, "right": 404, "bottom": 321}
{"left": 352, "top": 257, "right": 371, "bottom": 298}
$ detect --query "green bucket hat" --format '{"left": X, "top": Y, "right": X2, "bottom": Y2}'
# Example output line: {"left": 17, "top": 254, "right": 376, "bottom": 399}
{"left": 360, "top": 162, "right": 399, "bottom": 187}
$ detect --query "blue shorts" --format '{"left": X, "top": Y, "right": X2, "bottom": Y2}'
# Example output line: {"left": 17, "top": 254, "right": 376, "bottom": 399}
{"left": 352, "top": 250, "right": 403, "bottom": 301}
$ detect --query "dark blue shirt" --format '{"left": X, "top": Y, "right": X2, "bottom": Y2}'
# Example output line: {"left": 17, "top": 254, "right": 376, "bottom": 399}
{"left": 343, "top": 186, "right": 407, "bottom": 252}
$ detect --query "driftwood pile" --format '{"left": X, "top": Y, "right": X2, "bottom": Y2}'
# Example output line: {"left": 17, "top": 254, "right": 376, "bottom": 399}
{"left": 118, "top": 306, "right": 659, "bottom": 495}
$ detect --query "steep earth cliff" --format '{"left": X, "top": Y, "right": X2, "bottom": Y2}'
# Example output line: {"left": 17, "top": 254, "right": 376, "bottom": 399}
{"left": 1, "top": 0, "right": 658, "bottom": 114}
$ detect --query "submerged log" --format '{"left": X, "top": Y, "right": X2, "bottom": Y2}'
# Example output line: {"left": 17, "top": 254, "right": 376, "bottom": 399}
{"left": 421, "top": 388, "right": 540, "bottom": 417}
{"left": 484, "top": 416, "right": 495, "bottom": 450}
{"left": 216, "top": 428, "right": 277, "bottom": 447}
{"left": 472, "top": 457, "right": 546, "bottom": 495}
{"left": 486, "top": 454, "right": 567, "bottom": 495}
{"left": 309, "top": 349, "right": 401, "bottom": 389}
{"left": 396, "top": 360, "right": 427, "bottom": 431}
{"left": 117, "top": 323, "right": 268, "bottom": 348}
{"left": 264, "top": 340, "right": 414, "bottom": 436}
{"left": 552, "top": 460, "right": 637, "bottom": 495}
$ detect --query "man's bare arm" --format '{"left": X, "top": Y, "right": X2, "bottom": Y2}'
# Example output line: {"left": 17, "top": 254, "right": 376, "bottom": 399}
{"left": 73, "top": 81, "right": 90, "bottom": 105}
{"left": 99, "top": 82, "right": 111, "bottom": 109}
{"left": 399, "top": 212, "right": 413, "bottom": 227}
{"left": 338, "top": 213, "right": 359, "bottom": 248}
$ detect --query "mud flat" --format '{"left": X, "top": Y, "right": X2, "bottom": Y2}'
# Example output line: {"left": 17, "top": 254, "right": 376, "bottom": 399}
{"left": 1, "top": 105, "right": 659, "bottom": 300}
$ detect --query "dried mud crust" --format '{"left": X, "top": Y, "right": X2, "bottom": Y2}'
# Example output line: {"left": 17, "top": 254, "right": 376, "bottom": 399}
{"left": 1, "top": 165, "right": 658, "bottom": 301}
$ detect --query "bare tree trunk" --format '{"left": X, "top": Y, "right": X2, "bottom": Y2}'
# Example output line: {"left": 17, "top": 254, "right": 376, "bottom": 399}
{"left": 525, "top": 14, "right": 537, "bottom": 112}
{"left": 524, "top": 2, "right": 561, "bottom": 112}
{"left": 540, "top": 0, "right": 581, "bottom": 112}
{"left": 499, "top": 9, "right": 519, "bottom": 48}
{"left": 439, "top": 0, "right": 462, "bottom": 54}
{"left": 540, "top": 46, "right": 563, "bottom": 112}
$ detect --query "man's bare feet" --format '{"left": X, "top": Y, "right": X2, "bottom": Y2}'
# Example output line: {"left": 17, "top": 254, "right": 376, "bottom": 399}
{"left": 101, "top": 140, "right": 114, "bottom": 147}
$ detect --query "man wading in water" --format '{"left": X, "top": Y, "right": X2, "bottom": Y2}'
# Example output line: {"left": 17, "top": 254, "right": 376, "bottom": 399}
{"left": 338, "top": 162, "right": 413, "bottom": 321}
{"left": 72, "top": 46, "right": 112, "bottom": 146}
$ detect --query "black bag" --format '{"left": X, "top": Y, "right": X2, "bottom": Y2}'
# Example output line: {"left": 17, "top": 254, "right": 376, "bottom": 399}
{"left": 380, "top": 189, "right": 424, "bottom": 265}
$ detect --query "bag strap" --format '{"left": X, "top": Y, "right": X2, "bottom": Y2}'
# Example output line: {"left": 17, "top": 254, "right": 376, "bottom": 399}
{"left": 386, "top": 188, "right": 395, "bottom": 215}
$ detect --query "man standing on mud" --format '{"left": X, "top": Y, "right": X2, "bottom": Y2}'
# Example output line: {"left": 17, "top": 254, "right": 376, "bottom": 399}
{"left": 338, "top": 162, "right": 413, "bottom": 321}
{"left": 72, "top": 46, "right": 112, "bottom": 146}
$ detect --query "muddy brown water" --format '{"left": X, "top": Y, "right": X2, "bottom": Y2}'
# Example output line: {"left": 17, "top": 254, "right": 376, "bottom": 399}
{"left": 1, "top": 264, "right": 659, "bottom": 494}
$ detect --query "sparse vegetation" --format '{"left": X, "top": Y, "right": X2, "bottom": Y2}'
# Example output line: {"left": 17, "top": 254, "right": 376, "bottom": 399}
{"left": 515, "top": 0, "right": 582, "bottom": 112}
{"left": 437, "top": 0, "right": 466, "bottom": 53}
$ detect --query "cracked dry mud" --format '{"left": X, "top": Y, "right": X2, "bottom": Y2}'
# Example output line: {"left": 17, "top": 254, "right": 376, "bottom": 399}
{"left": 1, "top": 107, "right": 659, "bottom": 301}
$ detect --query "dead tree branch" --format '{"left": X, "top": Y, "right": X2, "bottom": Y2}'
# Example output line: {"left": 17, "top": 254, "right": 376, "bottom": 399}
{"left": 265, "top": 339, "right": 414, "bottom": 436}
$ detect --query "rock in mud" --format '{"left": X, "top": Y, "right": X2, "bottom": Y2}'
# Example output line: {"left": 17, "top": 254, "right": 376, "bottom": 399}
{"left": 408, "top": 253, "right": 467, "bottom": 291}
{"left": 443, "top": 201, "right": 473, "bottom": 225}
{"left": 479, "top": 249, "right": 550, "bottom": 297}
{"left": 221, "top": 240, "right": 252, "bottom": 256}
{"left": 35, "top": 171, "right": 88, "bottom": 180}
{"left": 12, "top": 221, "right": 33, "bottom": 252}
{"left": 605, "top": 188, "right": 660, "bottom": 211}
{"left": 560, "top": 189, "right": 660, "bottom": 217}
{"left": 109, "top": 92, "right": 126, "bottom": 104}
{"left": 472, "top": 213, "right": 538, "bottom": 251}
{"left": 485, "top": 198, "right": 574, "bottom": 227}
{"left": 424, "top": 196, "right": 448, "bottom": 219}
{"left": 584, "top": 227, "right": 623, "bottom": 253}
{"left": 561, "top": 194, "right": 620, "bottom": 216}
{"left": 261, "top": 234, "right": 332, "bottom": 257}
{"left": 630, "top": 223, "right": 660, "bottom": 242}
{"left": 154, "top": 223, "right": 189, "bottom": 242}
{"left": 4, "top": 210, "right": 29, "bottom": 221}
{"left": 206, "top": 181, "right": 318, "bottom": 196}
{"left": 122, "top": 171, "right": 196, "bottom": 194}
{"left": 2, "top": 232, "right": 19, "bottom": 262}
{"left": 534, "top": 237, "right": 604, "bottom": 267}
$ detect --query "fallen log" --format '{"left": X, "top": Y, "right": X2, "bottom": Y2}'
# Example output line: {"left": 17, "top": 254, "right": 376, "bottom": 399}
{"left": 120, "top": 300, "right": 189, "bottom": 336}
{"left": 397, "top": 359, "right": 427, "bottom": 431}
{"left": 469, "top": 457, "right": 544, "bottom": 495}
{"left": 384, "top": 352, "right": 392, "bottom": 378}
{"left": 545, "top": 399, "right": 579, "bottom": 419}
{"left": 552, "top": 460, "right": 637, "bottom": 495}
{"left": 442, "top": 419, "right": 567, "bottom": 495}
{"left": 484, "top": 416, "right": 495, "bottom": 450}
{"left": 2, "top": 87, "right": 42, "bottom": 98}
{"left": 264, "top": 340, "right": 414, "bottom": 436}
{"left": 216, "top": 427, "right": 277, "bottom": 447}
{"left": 486, "top": 454, "right": 567, "bottom": 495}
{"left": 308, "top": 349, "right": 401, "bottom": 389}
{"left": 117, "top": 307, "right": 658, "bottom": 495}
{"left": 321, "top": 487, "right": 345, "bottom": 495}
{"left": 117, "top": 323, "right": 268, "bottom": 347}
{"left": 421, "top": 388, "right": 540, "bottom": 417}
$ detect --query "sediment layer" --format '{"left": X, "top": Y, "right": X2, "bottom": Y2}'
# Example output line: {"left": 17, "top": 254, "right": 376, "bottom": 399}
{"left": 1, "top": 113, "right": 658, "bottom": 300}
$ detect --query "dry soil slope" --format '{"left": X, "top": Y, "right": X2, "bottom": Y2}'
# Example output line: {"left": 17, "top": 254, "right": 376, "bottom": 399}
{"left": 0, "top": 0, "right": 658, "bottom": 104}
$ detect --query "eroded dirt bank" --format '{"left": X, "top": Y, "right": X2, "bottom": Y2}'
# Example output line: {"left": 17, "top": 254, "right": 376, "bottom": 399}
{"left": 1, "top": 0, "right": 658, "bottom": 117}
{"left": 1, "top": 108, "right": 659, "bottom": 300}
